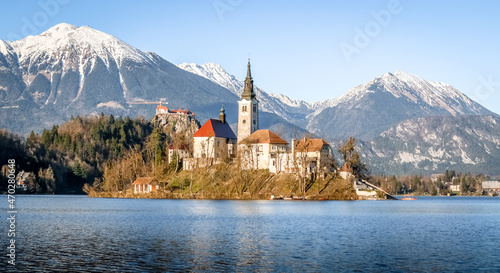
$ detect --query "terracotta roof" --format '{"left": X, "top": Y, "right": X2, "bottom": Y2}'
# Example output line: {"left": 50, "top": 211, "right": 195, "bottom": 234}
{"left": 156, "top": 105, "right": 168, "bottom": 110}
{"left": 241, "top": 129, "right": 288, "bottom": 144}
{"left": 339, "top": 163, "right": 352, "bottom": 172}
{"left": 132, "top": 177, "right": 157, "bottom": 185}
{"left": 295, "top": 138, "right": 329, "bottom": 152}
{"left": 193, "top": 119, "right": 236, "bottom": 139}
{"left": 170, "top": 108, "right": 193, "bottom": 115}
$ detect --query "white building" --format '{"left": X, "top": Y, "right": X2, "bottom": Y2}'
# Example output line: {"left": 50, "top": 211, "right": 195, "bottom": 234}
{"left": 167, "top": 144, "right": 191, "bottom": 164}
{"left": 291, "top": 138, "right": 334, "bottom": 174}
{"left": 339, "top": 163, "right": 353, "bottom": 180}
{"left": 482, "top": 180, "right": 500, "bottom": 191}
{"left": 184, "top": 108, "right": 237, "bottom": 170}
{"left": 449, "top": 184, "right": 461, "bottom": 192}
{"left": 239, "top": 129, "right": 289, "bottom": 171}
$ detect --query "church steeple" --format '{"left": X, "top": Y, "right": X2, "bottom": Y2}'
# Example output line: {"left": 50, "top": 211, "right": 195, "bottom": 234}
{"left": 241, "top": 59, "right": 255, "bottom": 100}
{"left": 237, "top": 59, "right": 259, "bottom": 144}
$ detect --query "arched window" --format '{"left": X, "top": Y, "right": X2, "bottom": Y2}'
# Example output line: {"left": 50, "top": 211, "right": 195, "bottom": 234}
{"left": 242, "top": 119, "right": 246, "bottom": 124}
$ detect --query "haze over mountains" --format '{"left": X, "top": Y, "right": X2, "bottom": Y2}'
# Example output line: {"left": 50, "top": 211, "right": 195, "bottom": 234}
{"left": 1, "top": 23, "right": 499, "bottom": 175}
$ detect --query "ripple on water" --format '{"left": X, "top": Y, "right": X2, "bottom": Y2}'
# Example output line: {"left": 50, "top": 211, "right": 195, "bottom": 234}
{"left": 2, "top": 196, "right": 500, "bottom": 272}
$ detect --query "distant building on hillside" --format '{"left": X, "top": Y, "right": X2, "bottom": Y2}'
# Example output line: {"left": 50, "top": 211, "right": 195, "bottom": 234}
{"left": 156, "top": 103, "right": 194, "bottom": 116}
{"left": 449, "top": 184, "right": 460, "bottom": 192}
{"left": 482, "top": 180, "right": 500, "bottom": 194}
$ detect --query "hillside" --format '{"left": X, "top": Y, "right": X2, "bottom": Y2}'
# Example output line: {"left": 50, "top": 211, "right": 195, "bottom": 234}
{"left": 360, "top": 115, "right": 500, "bottom": 175}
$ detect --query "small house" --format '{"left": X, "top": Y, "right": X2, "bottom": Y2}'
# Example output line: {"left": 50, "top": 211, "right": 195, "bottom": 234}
{"left": 339, "top": 163, "right": 353, "bottom": 180}
{"left": 132, "top": 177, "right": 159, "bottom": 194}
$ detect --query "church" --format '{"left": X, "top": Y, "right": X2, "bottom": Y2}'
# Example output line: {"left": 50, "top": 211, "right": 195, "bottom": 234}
{"left": 186, "top": 60, "right": 334, "bottom": 174}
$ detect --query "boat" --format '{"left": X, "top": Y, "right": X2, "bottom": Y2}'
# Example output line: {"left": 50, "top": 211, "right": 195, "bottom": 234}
{"left": 401, "top": 194, "right": 417, "bottom": 200}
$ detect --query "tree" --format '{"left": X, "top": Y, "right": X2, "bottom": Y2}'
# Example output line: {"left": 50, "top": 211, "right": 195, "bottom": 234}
{"left": 338, "top": 137, "right": 369, "bottom": 179}
{"left": 38, "top": 165, "right": 56, "bottom": 193}
{"left": 169, "top": 152, "right": 181, "bottom": 172}
{"left": 461, "top": 177, "right": 469, "bottom": 194}
{"left": 146, "top": 127, "right": 167, "bottom": 173}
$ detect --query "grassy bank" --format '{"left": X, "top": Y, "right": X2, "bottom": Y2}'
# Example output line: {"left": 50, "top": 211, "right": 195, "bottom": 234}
{"left": 86, "top": 163, "right": 357, "bottom": 200}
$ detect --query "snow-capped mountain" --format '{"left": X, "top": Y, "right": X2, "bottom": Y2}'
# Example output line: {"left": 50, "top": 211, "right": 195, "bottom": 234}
{"left": 177, "top": 63, "right": 243, "bottom": 96}
{"left": 177, "top": 62, "right": 336, "bottom": 128}
{"left": 308, "top": 70, "right": 494, "bottom": 140}
{"left": 0, "top": 24, "right": 245, "bottom": 134}
{"left": 0, "top": 23, "right": 309, "bottom": 138}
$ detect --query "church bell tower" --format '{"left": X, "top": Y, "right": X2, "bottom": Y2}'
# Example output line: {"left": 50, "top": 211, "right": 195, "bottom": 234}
{"left": 237, "top": 59, "right": 259, "bottom": 142}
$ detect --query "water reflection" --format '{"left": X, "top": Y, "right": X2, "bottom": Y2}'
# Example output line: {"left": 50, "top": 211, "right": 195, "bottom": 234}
{"left": 1, "top": 196, "right": 499, "bottom": 272}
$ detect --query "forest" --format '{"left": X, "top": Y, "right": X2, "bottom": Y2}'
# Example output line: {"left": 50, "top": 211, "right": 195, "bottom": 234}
{"left": 0, "top": 114, "right": 152, "bottom": 193}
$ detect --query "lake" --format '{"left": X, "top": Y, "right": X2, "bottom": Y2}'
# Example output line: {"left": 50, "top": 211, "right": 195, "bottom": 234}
{"left": 2, "top": 195, "right": 500, "bottom": 272}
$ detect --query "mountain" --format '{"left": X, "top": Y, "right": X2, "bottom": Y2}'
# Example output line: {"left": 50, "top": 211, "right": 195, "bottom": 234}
{"left": 358, "top": 115, "right": 500, "bottom": 175}
{"left": 0, "top": 24, "right": 289, "bottom": 135}
{"left": 308, "top": 71, "right": 495, "bottom": 140}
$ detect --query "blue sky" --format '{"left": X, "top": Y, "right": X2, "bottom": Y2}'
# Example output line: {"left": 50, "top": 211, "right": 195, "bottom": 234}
{"left": 1, "top": 0, "right": 499, "bottom": 114}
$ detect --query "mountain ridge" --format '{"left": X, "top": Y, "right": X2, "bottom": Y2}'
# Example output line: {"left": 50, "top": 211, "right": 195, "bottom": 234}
{"left": 359, "top": 114, "right": 500, "bottom": 175}
{"left": 307, "top": 70, "right": 494, "bottom": 140}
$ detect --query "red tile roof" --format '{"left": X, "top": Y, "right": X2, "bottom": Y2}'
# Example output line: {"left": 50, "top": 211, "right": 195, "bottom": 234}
{"left": 241, "top": 129, "right": 288, "bottom": 144}
{"left": 170, "top": 108, "right": 193, "bottom": 115}
{"left": 295, "top": 139, "right": 329, "bottom": 152}
{"left": 156, "top": 105, "right": 168, "bottom": 111}
{"left": 193, "top": 119, "right": 236, "bottom": 139}
{"left": 132, "top": 177, "right": 157, "bottom": 185}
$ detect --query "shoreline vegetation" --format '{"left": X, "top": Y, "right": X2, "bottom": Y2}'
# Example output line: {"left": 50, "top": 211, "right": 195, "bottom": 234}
{"left": 84, "top": 163, "right": 359, "bottom": 200}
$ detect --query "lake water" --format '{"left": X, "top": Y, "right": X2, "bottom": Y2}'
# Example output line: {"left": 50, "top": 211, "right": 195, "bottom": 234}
{"left": 2, "top": 196, "right": 500, "bottom": 272}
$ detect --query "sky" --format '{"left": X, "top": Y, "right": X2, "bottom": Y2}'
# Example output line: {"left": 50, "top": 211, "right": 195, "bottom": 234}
{"left": 1, "top": 0, "right": 499, "bottom": 114}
